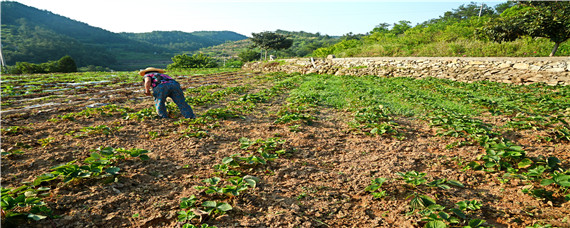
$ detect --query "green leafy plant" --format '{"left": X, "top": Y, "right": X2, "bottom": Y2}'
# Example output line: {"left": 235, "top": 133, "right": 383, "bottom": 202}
{"left": 351, "top": 106, "right": 402, "bottom": 138}
{"left": 479, "top": 141, "right": 526, "bottom": 171}
{"left": 420, "top": 199, "right": 487, "bottom": 228}
{"left": 223, "top": 176, "right": 259, "bottom": 197}
{"left": 398, "top": 171, "right": 428, "bottom": 187}
{"left": 178, "top": 195, "right": 198, "bottom": 223}
{"left": 37, "top": 137, "right": 54, "bottom": 147}
{"left": 32, "top": 147, "right": 148, "bottom": 185}
{"left": 1, "top": 186, "right": 52, "bottom": 223}
{"left": 365, "top": 177, "right": 387, "bottom": 199}
{"left": 426, "top": 178, "right": 465, "bottom": 190}
{"left": 195, "top": 176, "right": 258, "bottom": 197}
{"left": 213, "top": 154, "right": 242, "bottom": 176}
{"left": 1, "top": 126, "right": 27, "bottom": 135}
{"left": 201, "top": 201, "right": 232, "bottom": 216}
{"left": 124, "top": 108, "right": 156, "bottom": 121}
{"left": 540, "top": 171, "right": 570, "bottom": 188}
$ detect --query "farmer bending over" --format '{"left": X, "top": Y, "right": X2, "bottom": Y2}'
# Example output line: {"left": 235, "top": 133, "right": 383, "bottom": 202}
{"left": 140, "top": 67, "right": 196, "bottom": 119}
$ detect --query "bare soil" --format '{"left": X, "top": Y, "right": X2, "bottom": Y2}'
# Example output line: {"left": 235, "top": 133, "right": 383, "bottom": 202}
{"left": 1, "top": 71, "right": 569, "bottom": 228}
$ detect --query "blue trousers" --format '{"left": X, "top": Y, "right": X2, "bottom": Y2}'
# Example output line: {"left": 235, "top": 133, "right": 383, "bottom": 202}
{"left": 152, "top": 82, "right": 195, "bottom": 118}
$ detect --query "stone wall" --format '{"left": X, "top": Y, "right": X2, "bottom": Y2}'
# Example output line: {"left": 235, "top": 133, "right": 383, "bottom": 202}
{"left": 242, "top": 57, "right": 570, "bottom": 86}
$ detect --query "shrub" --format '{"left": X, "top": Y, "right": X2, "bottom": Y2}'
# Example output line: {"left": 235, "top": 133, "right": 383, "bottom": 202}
{"left": 168, "top": 53, "right": 218, "bottom": 69}
{"left": 238, "top": 49, "right": 261, "bottom": 62}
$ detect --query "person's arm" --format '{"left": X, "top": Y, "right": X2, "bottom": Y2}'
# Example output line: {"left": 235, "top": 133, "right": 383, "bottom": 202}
{"left": 144, "top": 76, "right": 152, "bottom": 96}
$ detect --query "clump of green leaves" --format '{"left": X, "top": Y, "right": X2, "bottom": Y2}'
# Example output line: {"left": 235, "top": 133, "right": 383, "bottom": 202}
{"left": 124, "top": 108, "right": 157, "bottom": 121}
{"left": 33, "top": 146, "right": 149, "bottom": 185}
{"left": 177, "top": 195, "right": 221, "bottom": 228}
{"left": 420, "top": 199, "right": 487, "bottom": 228}
{"left": 365, "top": 177, "right": 387, "bottom": 199}
{"left": 351, "top": 106, "right": 402, "bottom": 138}
{"left": 37, "top": 137, "right": 55, "bottom": 147}
{"left": 1, "top": 186, "right": 52, "bottom": 224}
{"left": 274, "top": 103, "right": 316, "bottom": 125}
{"left": 1, "top": 126, "right": 29, "bottom": 135}
{"left": 195, "top": 176, "right": 258, "bottom": 198}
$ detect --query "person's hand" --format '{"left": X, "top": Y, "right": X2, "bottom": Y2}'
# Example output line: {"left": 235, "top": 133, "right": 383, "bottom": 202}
{"left": 145, "top": 91, "right": 152, "bottom": 96}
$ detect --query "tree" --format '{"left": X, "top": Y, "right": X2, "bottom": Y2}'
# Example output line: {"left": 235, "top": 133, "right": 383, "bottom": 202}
{"left": 238, "top": 49, "right": 260, "bottom": 62}
{"left": 494, "top": 2, "right": 517, "bottom": 15}
{"left": 341, "top": 32, "right": 362, "bottom": 41}
{"left": 391, "top": 20, "right": 412, "bottom": 35}
{"left": 58, "top": 55, "right": 77, "bottom": 73}
{"left": 441, "top": 2, "right": 495, "bottom": 21}
{"left": 250, "top": 32, "right": 293, "bottom": 60}
{"left": 371, "top": 23, "right": 390, "bottom": 34}
{"left": 480, "top": 1, "right": 570, "bottom": 56}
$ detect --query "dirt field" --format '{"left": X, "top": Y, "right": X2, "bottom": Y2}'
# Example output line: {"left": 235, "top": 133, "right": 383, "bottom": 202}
{"left": 1, "top": 71, "right": 569, "bottom": 228}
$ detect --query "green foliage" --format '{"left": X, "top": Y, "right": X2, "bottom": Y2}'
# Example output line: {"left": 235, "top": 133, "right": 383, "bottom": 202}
{"left": 33, "top": 146, "right": 148, "bottom": 185}
{"left": 351, "top": 105, "right": 401, "bottom": 138}
{"left": 391, "top": 20, "right": 412, "bottom": 35}
{"left": 201, "top": 201, "right": 232, "bottom": 216}
{"left": 224, "top": 59, "right": 243, "bottom": 68}
{"left": 365, "top": 177, "right": 387, "bottom": 199}
{"left": 480, "top": 1, "right": 570, "bottom": 56}
{"left": 312, "top": 3, "right": 569, "bottom": 58}
{"left": 168, "top": 53, "right": 218, "bottom": 69}
{"left": 440, "top": 2, "right": 496, "bottom": 21}
{"left": 1, "top": 186, "right": 52, "bottom": 224}
{"left": 57, "top": 55, "right": 77, "bottom": 73}
{"left": 250, "top": 31, "right": 294, "bottom": 59}
{"left": 238, "top": 49, "right": 260, "bottom": 62}
{"left": 251, "top": 31, "right": 293, "bottom": 52}
{"left": 201, "top": 30, "right": 338, "bottom": 59}
{"left": 8, "top": 55, "right": 78, "bottom": 74}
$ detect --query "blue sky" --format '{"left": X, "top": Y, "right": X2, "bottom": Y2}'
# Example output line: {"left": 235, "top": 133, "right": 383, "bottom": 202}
{"left": 10, "top": 0, "right": 505, "bottom": 36}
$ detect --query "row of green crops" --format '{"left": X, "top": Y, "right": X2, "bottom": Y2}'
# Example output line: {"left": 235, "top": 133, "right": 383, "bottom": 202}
{"left": 283, "top": 73, "right": 569, "bottom": 228}
{"left": 1, "top": 147, "right": 149, "bottom": 225}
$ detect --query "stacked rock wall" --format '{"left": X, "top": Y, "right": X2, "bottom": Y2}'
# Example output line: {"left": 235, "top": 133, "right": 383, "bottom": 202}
{"left": 242, "top": 57, "right": 570, "bottom": 86}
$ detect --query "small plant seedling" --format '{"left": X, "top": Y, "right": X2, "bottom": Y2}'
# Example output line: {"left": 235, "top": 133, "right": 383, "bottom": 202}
{"left": 398, "top": 171, "right": 427, "bottom": 187}
{"left": 201, "top": 201, "right": 232, "bottom": 216}
{"left": 426, "top": 178, "right": 464, "bottom": 190}
{"left": 38, "top": 137, "right": 54, "bottom": 147}
{"left": 365, "top": 177, "right": 387, "bottom": 199}
{"left": 177, "top": 210, "right": 196, "bottom": 223}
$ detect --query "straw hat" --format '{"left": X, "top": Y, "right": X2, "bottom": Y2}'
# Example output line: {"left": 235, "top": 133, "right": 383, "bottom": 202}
{"left": 139, "top": 67, "right": 165, "bottom": 76}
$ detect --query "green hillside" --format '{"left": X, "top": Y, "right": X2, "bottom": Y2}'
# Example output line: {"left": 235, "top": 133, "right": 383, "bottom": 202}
{"left": 120, "top": 31, "right": 247, "bottom": 54}
{"left": 0, "top": 1, "right": 247, "bottom": 70}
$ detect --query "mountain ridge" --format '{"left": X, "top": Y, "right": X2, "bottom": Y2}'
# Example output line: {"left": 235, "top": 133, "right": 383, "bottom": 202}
{"left": 0, "top": 1, "right": 248, "bottom": 70}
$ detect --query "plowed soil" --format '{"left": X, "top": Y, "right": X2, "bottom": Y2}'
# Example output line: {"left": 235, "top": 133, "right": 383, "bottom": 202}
{"left": 1, "top": 71, "right": 569, "bottom": 228}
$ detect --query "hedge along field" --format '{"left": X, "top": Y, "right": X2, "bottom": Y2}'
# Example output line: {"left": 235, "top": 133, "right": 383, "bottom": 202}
{"left": 1, "top": 70, "right": 569, "bottom": 228}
